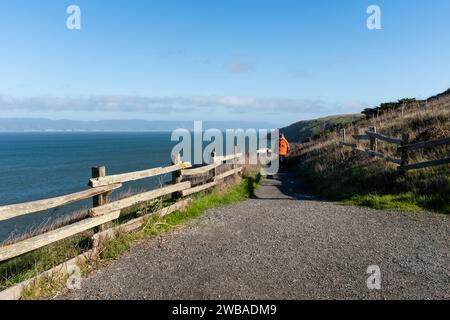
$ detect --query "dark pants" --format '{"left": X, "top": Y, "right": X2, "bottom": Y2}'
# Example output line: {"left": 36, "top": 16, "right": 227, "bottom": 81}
{"left": 279, "top": 155, "right": 287, "bottom": 168}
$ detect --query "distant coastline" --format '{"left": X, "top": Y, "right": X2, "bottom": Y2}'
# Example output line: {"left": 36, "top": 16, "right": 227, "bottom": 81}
{"left": 0, "top": 130, "right": 175, "bottom": 133}
{"left": 0, "top": 118, "right": 278, "bottom": 132}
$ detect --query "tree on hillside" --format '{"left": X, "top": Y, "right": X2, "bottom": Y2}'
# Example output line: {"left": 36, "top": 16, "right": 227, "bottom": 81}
{"left": 362, "top": 98, "right": 423, "bottom": 119}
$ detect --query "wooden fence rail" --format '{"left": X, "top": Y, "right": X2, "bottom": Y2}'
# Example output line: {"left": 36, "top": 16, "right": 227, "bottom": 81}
{"left": 0, "top": 147, "right": 266, "bottom": 264}
{"left": 341, "top": 127, "right": 450, "bottom": 174}
{"left": 366, "top": 130, "right": 403, "bottom": 145}
{"left": 89, "top": 163, "right": 191, "bottom": 188}
{"left": 402, "top": 157, "right": 450, "bottom": 171}
{"left": 0, "top": 183, "right": 122, "bottom": 222}
{"left": 354, "top": 148, "right": 402, "bottom": 165}
{"left": 0, "top": 211, "right": 121, "bottom": 263}
{"left": 397, "top": 137, "right": 450, "bottom": 152}
{"left": 88, "top": 182, "right": 191, "bottom": 217}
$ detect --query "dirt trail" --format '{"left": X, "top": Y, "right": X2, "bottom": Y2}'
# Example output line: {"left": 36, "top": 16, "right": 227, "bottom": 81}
{"left": 59, "top": 173, "right": 450, "bottom": 300}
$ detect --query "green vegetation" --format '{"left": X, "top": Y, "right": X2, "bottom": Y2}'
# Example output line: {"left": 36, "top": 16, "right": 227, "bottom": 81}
{"left": 0, "top": 173, "right": 262, "bottom": 296}
{"left": 294, "top": 146, "right": 450, "bottom": 215}
{"left": 101, "top": 174, "right": 261, "bottom": 260}
{"left": 0, "top": 233, "right": 91, "bottom": 292}
{"left": 362, "top": 98, "right": 422, "bottom": 120}
{"left": 22, "top": 272, "right": 69, "bottom": 300}
{"left": 343, "top": 193, "right": 450, "bottom": 213}
{"left": 287, "top": 89, "right": 450, "bottom": 215}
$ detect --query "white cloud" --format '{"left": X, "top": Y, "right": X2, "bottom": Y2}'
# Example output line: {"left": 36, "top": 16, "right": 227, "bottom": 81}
{"left": 0, "top": 94, "right": 365, "bottom": 115}
{"left": 228, "top": 61, "right": 253, "bottom": 74}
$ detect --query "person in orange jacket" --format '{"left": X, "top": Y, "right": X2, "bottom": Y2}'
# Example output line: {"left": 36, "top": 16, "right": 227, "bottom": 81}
{"left": 279, "top": 133, "right": 290, "bottom": 168}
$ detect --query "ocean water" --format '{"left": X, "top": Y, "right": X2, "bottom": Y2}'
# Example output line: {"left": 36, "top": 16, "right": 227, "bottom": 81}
{"left": 0, "top": 132, "right": 178, "bottom": 242}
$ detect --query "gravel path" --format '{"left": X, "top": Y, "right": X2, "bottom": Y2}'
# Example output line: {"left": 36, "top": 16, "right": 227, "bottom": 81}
{"left": 60, "top": 173, "right": 450, "bottom": 300}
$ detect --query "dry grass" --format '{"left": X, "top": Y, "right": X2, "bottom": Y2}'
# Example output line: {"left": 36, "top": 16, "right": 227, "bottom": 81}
{"left": 12, "top": 172, "right": 261, "bottom": 299}
{"left": 2, "top": 209, "right": 90, "bottom": 246}
{"left": 2, "top": 184, "right": 169, "bottom": 246}
{"left": 0, "top": 231, "right": 92, "bottom": 291}
{"left": 0, "top": 165, "right": 261, "bottom": 296}
{"left": 22, "top": 272, "right": 69, "bottom": 300}
{"left": 288, "top": 96, "right": 450, "bottom": 214}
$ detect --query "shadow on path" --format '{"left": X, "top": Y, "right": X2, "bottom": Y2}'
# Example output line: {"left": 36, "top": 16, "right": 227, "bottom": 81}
{"left": 252, "top": 169, "right": 317, "bottom": 201}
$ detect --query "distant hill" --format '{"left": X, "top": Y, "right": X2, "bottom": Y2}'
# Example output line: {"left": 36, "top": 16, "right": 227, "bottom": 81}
{"left": 0, "top": 118, "right": 276, "bottom": 132}
{"left": 282, "top": 114, "right": 364, "bottom": 142}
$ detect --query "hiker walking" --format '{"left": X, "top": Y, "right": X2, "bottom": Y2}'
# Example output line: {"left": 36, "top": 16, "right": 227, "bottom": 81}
{"left": 279, "top": 133, "right": 290, "bottom": 168}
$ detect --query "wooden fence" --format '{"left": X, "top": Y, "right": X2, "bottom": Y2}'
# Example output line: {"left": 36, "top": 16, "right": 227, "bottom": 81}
{"left": 340, "top": 127, "right": 450, "bottom": 174}
{"left": 0, "top": 149, "right": 248, "bottom": 263}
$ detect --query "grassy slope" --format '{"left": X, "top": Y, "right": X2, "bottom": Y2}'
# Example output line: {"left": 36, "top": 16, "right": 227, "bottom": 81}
{"left": 286, "top": 95, "right": 450, "bottom": 214}
{"left": 282, "top": 114, "right": 364, "bottom": 143}
{"left": 1, "top": 173, "right": 261, "bottom": 296}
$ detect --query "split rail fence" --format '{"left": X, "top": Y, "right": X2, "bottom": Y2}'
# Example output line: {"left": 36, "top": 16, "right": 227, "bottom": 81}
{"left": 0, "top": 148, "right": 254, "bottom": 263}
{"left": 340, "top": 127, "right": 450, "bottom": 174}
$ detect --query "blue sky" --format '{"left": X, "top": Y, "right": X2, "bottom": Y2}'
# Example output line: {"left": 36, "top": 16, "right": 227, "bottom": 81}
{"left": 0, "top": 0, "right": 449, "bottom": 127}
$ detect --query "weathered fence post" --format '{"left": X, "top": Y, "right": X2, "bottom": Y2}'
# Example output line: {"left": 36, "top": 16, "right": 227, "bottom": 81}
{"left": 171, "top": 153, "right": 182, "bottom": 200}
{"left": 369, "top": 127, "right": 377, "bottom": 153}
{"left": 91, "top": 166, "right": 112, "bottom": 232}
{"left": 399, "top": 133, "right": 410, "bottom": 175}
{"left": 341, "top": 128, "right": 346, "bottom": 143}
{"left": 210, "top": 151, "right": 217, "bottom": 181}
{"left": 233, "top": 145, "right": 239, "bottom": 179}
{"left": 354, "top": 127, "right": 360, "bottom": 149}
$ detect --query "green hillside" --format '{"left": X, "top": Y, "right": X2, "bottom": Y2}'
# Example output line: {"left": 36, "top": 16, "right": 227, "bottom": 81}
{"left": 282, "top": 114, "right": 364, "bottom": 143}
{"left": 285, "top": 88, "right": 450, "bottom": 215}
